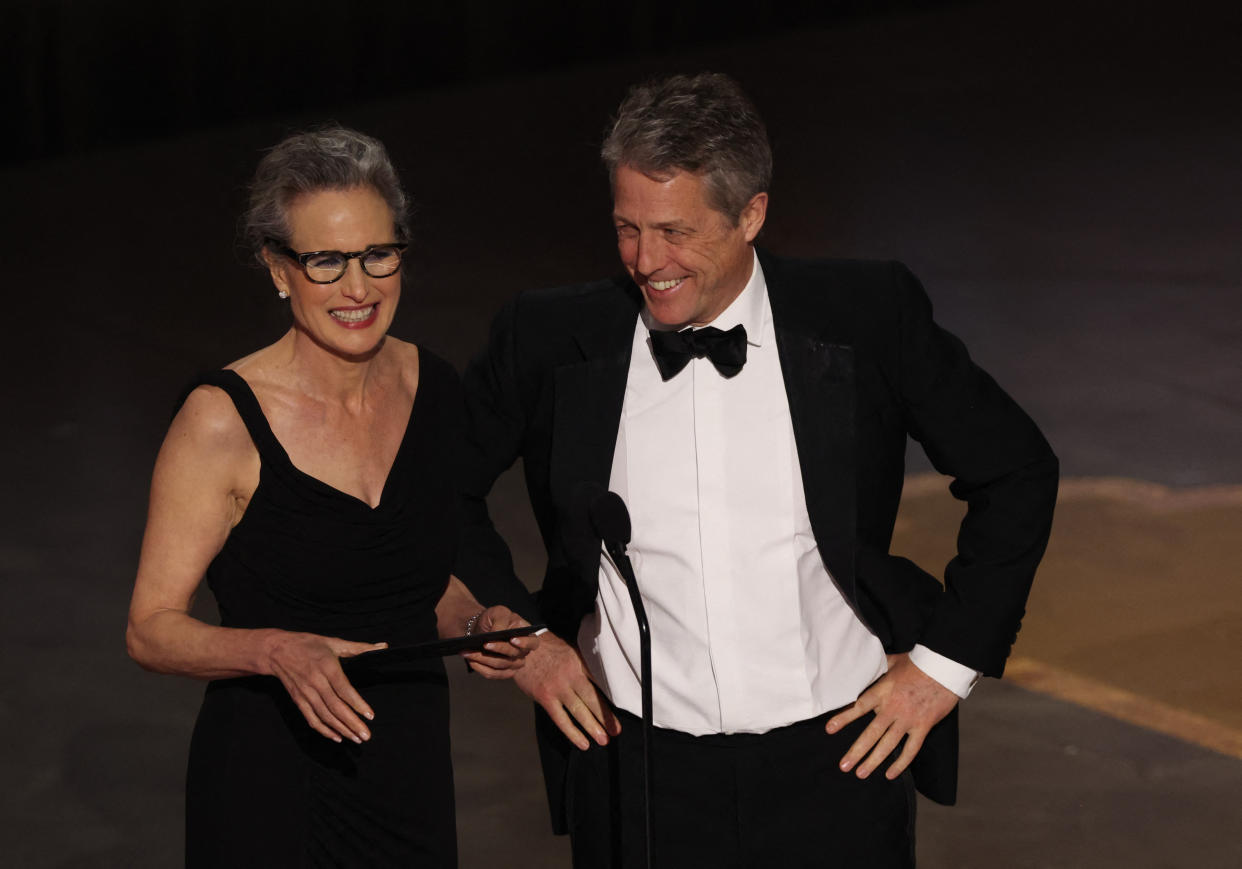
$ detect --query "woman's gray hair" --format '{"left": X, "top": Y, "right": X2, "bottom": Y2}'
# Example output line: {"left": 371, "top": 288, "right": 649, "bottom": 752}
{"left": 242, "top": 125, "right": 410, "bottom": 265}
{"left": 600, "top": 73, "right": 772, "bottom": 224}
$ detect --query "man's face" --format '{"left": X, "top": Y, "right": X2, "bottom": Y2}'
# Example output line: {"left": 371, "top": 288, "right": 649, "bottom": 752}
{"left": 612, "top": 165, "right": 767, "bottom": 329}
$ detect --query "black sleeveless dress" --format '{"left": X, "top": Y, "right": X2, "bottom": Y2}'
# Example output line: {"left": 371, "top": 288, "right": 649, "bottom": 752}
{"left": 182, "top": 351, "right": 461, "bottom": 868}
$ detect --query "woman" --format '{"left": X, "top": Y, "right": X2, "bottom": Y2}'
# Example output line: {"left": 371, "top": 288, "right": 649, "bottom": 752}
{"left": 126, "top": 126, "right": 534, "bottom": 867}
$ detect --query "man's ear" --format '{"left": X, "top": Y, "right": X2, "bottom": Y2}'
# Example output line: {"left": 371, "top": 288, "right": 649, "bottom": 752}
{"left": 739, "top": 192, "right": 768, "bottom": 243}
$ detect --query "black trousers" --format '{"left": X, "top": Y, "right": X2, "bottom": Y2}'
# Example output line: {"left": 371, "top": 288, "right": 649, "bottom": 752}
{"left": 565, "top": 707, "right": 916, "bottom": 869}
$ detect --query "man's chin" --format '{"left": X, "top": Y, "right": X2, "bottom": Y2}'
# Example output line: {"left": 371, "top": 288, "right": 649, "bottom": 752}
{"left": 641, "top": 296, "right": 694, "bottom": 331}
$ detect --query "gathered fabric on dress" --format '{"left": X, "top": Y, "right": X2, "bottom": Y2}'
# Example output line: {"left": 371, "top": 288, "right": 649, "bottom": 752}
{"left": 181, "top": 351, "right": 462, "bottom": 868}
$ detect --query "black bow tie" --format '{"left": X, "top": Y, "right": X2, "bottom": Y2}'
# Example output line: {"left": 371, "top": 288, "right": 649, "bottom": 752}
{"left": 649, "top": 324, "right": 748, "bottom": 381}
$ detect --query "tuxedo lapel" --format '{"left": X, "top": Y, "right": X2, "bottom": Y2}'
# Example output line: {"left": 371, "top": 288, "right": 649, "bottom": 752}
{"left": 548, "top": 308, "right": 636, "bottom": 573}
{"left": 551, "top": 349, "right": 631, "bottom": 502}
{"left": 765, "top": 253, "right": 859, "bottom": 599}
{"left": 776, "top": 329, "right": 858, "bottom": 596}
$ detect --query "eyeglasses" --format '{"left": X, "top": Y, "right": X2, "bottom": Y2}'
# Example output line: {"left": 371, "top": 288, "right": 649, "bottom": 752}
{"left": 270, "top": 241, "right": 408, "bottom": 284}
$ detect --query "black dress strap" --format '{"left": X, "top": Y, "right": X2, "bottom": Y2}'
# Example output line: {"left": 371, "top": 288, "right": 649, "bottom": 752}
{"left": 174, "top": 369, "right": 286, "bottom": 464}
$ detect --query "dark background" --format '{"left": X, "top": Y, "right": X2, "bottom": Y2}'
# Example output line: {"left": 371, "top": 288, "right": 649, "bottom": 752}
{"left": 8, "top": 0, "right": 956, "bottom": 166}
{"left": 2, "top": 1, "right": 1241, "bottom": 866}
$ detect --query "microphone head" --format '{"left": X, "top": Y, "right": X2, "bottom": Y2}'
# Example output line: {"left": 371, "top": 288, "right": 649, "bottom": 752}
{"left": 588, "top": 489, "right": 632, "bottom": 546}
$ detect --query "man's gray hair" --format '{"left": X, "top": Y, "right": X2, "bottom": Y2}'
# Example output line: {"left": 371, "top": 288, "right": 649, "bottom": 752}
{"left": 242, "top": 125, "right": 410, "bottom": 265}
{"left": 601, "top": 73, "right": 772, "bottom": 224}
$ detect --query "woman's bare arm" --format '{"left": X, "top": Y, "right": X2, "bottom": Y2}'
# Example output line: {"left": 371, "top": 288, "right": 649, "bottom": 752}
{"left": 126, "top": 386, "right": 384, "bottom": 743}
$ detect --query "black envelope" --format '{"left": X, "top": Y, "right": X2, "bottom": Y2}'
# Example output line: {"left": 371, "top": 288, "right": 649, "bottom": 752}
{"left": 344, "top": 624, "right": 545, "bottom": 667}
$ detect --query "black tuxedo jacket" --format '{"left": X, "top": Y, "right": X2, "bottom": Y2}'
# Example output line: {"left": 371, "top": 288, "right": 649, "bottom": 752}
{"left": 457, "top": 250, "right": 1058, "bottom": 816}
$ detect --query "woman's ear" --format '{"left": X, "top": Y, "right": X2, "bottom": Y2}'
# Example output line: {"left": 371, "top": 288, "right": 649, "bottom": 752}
{"left": 263, "top": 248, "right": 292, "bottom": 299}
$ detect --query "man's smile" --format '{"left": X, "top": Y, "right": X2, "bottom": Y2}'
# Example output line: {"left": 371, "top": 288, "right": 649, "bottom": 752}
{"left": 647, "top": 277, "right": 686, "bottom": 292}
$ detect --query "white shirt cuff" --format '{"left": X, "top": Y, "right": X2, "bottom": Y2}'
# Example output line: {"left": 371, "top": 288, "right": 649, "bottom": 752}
{"left": 908, "top": 644, "right": 981, "bottom": 699}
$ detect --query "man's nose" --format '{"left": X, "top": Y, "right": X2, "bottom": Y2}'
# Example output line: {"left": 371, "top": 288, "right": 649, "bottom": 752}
{"left": 634, "top": 233, "right": 666, "bottom": 277}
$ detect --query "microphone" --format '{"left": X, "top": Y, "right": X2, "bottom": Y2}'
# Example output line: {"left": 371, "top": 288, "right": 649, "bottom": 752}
{"left": 587, "top": 488, "right": 632, "bottom": 567}
{"left": 581, "top": 485, "right": 653, "bottom": 869}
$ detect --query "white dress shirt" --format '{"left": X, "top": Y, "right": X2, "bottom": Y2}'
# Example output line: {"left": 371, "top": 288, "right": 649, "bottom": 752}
{"left": 577, "top": 252, "right": 977, "bottom": 735}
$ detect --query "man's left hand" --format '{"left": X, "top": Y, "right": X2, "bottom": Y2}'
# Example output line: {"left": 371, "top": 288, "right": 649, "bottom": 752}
{"left": 826, "top": 652, "right": 959, "bottom": 780}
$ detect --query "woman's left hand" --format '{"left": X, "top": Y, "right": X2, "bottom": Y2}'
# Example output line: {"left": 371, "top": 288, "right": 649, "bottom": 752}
{"left": 461, "top": 605, "right": 539, "bottom": 679}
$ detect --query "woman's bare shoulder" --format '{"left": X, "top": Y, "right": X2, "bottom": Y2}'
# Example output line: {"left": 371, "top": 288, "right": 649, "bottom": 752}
{"left": 218, "top": 339, "right": 302, "bottom": 412}
{"left": 224, "top": 340, "right": 282, "bottom": 385}
{"left": 168, "top": 384, "right": 253, "bottom": 458}
{"left": 154, "top": 382, "right": 260, "bottom": 508}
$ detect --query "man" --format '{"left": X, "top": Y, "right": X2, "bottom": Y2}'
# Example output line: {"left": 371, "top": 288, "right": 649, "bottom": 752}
{"left": 458, "top": 73, "right": 1057, "bottom": 868}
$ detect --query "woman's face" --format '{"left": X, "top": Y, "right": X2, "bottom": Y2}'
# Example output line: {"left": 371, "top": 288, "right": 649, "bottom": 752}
{"left": 266, "top": 186, "right": 402, "bottom": 360}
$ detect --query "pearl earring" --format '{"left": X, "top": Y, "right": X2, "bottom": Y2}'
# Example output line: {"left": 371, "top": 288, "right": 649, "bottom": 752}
{"left": 278, "top": 290, "right": 289, "bottom": 299}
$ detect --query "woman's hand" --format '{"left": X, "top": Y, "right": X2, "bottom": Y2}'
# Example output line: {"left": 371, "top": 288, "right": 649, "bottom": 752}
{"left": 435, "top": 575, "right": 539, "bottom": 679}
{"left": 261, "top": 629, "right": 388, "bottom": 743}
{"left": 460, "top": 605, "right": 539, "bottom": 680}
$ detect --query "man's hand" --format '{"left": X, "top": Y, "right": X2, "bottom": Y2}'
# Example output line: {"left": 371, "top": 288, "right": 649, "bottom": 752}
{"left": 513, "top": 631, "right": 621, "bottom": 750}
{"left": 826, "top": 653, "right": 959, "bottom": 781}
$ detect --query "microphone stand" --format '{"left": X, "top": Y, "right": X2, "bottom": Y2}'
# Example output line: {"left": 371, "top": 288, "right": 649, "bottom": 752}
{"left": 583, "top": 484, "right": 652, "bottom": 869}
{"left": 601, "top": 537, "right": 652, "bottom": 869}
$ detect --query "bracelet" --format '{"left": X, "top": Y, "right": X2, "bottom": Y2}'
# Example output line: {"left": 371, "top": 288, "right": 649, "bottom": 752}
{"left": 464, "top": 609, "right": 486, "bottom": 636}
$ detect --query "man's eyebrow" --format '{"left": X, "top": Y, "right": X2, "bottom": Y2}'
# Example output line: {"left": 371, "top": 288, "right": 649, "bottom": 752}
{"left": 612, "top": 214, "right": 696, "bottom": 231}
